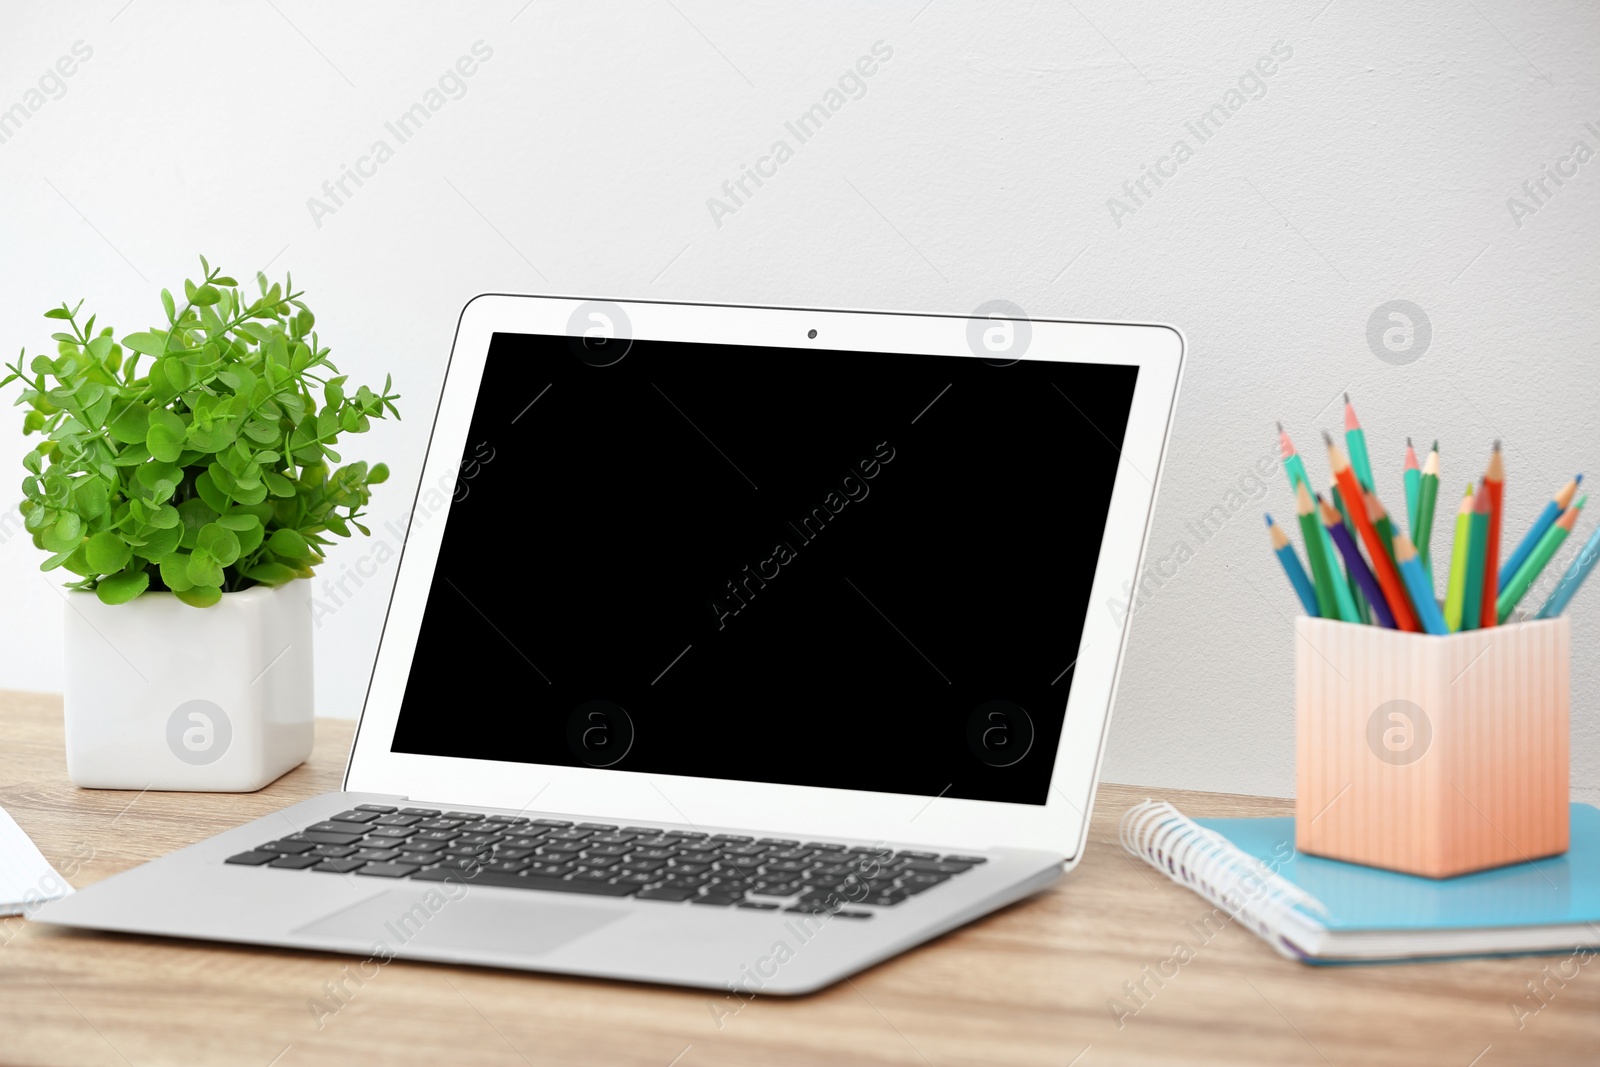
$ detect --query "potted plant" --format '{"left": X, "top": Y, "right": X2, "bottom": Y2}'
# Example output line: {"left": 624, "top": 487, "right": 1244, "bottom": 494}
{"left": 2, "top": 257, "right": 400, "bottom": 790}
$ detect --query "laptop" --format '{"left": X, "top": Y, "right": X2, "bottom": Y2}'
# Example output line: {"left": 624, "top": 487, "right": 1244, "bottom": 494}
{"left": 36, "top": 296, "right": 1182, "bottom": 994}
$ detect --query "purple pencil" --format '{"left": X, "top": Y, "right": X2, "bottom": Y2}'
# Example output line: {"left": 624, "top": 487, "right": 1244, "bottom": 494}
{"left": 1318, "top": 496, "right": 1396, "bottom": 628}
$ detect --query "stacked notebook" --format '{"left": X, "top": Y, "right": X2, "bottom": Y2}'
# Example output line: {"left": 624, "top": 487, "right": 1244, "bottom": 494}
{"left": 1121, "top": 800, "right": 1600, "bottom": 963}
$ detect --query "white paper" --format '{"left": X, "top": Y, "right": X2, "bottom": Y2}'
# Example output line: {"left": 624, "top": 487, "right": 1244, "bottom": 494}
{"left": 0, "top": 804, "right": 72, "bottom": 917}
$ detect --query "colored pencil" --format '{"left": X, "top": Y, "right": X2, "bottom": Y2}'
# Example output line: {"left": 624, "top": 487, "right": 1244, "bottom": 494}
{"left": 1344, "top": 394, "right": 1376, "bottom": 493}
{"left": 1462, "top": 481, "right": 1490, "bottom": 631}
{"left": 1394, "top": 531, "right": 1448, "bottom": 635}
{"left": 1403, "top": 437, "right": 1421, "bottom": 534}
{"left": 1415, "top": 441, "right": 1440, "bottom": 584}
{"left": 1497, "top": 497, "right": 1583, "bottom": 623}
{"left": 1443, "top": 484, "right": 1474, "bottom": 632}
{"left": 1267, "top": 513, "right": 1319, "bottom": 617}
{"left": 1279, "top": 424, "right": 1360, "bottom": 623}
{"left": 1330, "top": 483, "right": 1372, "bottom": 623}
{"left": 1366, "top": 491, "right": 1400, "bottom": 571}
{"left": 1535, "top": 517, "right": 1600, "bottom": 619}
{"left": 1499, "top": 474, "right": 1582, "bottom": 593}
{"left": 1324, "top": 431, "right": 1421, "bottom": 632}
{"left": 1296, "top": 482, "right": 1340, "bottom": 619}
{"left": 1320, "top": 497, "right": 1396, "bottom": 629}
{"left": 1478, "top": 441, "right": 1504, "bottom": 629}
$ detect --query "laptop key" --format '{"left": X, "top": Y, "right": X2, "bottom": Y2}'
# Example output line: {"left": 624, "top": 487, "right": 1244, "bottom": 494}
{"left": 901, "top": 874, "right": 951, "bottom": 894}
{"left": 301, "top": 831, "right": 366, "bottom": 846}
{"left": 308, "top": 821, "right": 372, "bottom": 835}
{"left": 355, "top": 804, "right": 398, "bottom": 813}
{"left": 834, "top": 910, "right": 874, "bottom": 919}
{"left": 692, "top": 895, "right": 743, "bottom": 906}
{"left": 636, "top": 886, "right": 698, "bottom": 902}
{"left": 354, "top": 848, "right": 401, "bottom": 862}
{"left": 400, "top": 838, "right": 447, "bottom": 853}
{"left": 531, "top": 819, "right": 573, "bottom": 827}
{"left": 901, "top": 861, "right": 971, "bottom": 875}
{"left": 368, "top": 826, "right": 415, "bottom": 839}
{"left": 358, "top": 862, "right": 422, "bottom": 878}
{"left": 225, "top": 851, "right": 279, "bottom": 866}
{"left": 331, "top": 810, "right": 381, "bottom": 823}
{"left": 314, "top": 844, "right": 358, "bottom": 858}
{"left": 482, "top": 860, "right": 529, "bottom": 874}
{"left": 269, "top": 855, "right": 323, "bottom": 870}
{"left": 737, "top": 901, "right": 780, "bottom": 910}
{"left": 397, "top": 852, "right": 442, "bottom": 867}
{"left": 258, "top": 840, "right": 314, "bottom": 855}
{"left": 942, "top": 855, "right": 987, "bottom": 865}
{"left": 399, "top": 807, "right": 441, "bottom": 817}
{"left": 611, "top": 872, "right": 654, "bottom": 885}
{"left": 374, "top": 814, "right": 422, "bottom": 827}
{"left": 313, "top": 859, "right": 367, "bottom": 873}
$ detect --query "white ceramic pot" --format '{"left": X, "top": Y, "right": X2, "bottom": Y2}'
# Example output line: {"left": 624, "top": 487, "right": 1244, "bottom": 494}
{"left": 62, "top": 582, "right": 315, "bottom": 791}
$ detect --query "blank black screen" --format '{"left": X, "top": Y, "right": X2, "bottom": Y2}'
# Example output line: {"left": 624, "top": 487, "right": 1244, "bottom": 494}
{"left": 390, "top": 330, "right": 1138, "bottom": 804}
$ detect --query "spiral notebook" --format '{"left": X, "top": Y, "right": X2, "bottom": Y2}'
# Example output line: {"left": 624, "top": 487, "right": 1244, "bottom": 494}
{"left": 1120, "top": 800, "right": 1600, "bottom": 963}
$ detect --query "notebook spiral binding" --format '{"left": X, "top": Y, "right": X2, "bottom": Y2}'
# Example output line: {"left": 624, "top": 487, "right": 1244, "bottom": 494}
{"left": 1119, "top": 800, "right": 1327, "bottom": 958}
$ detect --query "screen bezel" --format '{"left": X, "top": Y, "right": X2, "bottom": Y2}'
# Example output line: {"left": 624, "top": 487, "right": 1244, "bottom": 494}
{"left": 344, "top": 295, "right": 1183, "bottom": 860}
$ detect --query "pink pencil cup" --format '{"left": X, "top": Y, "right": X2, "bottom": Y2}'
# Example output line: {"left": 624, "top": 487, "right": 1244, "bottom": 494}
{"left": 1295, "top": 616, "right": 1570, "bottom": 878}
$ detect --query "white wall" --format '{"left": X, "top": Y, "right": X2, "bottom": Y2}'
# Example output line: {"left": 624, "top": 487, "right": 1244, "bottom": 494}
{"left": 2, "top": 1, "right": 1596, "bottom": 801}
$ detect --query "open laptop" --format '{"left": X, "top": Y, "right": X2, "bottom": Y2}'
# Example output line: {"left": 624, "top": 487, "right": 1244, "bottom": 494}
{"left": 36, "top": 296, "right": 1182, "bottom": 994}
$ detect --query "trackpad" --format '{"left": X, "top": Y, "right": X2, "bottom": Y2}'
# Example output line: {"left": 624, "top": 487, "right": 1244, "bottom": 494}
{"left": 293, "top": 887, "right": 624, "bottom": 957}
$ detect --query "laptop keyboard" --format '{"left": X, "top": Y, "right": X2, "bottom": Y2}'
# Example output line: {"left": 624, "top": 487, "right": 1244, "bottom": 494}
{"left": 225, "top": 805, "right": 987, "bottom": 917}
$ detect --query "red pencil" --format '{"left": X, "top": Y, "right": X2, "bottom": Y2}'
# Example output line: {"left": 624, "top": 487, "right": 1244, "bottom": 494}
{"left": 1323, "top": 432, "right": 1421, "bottom": 632}
{"left": 1478, "top": 441, "right": 1504, "bottom": 630}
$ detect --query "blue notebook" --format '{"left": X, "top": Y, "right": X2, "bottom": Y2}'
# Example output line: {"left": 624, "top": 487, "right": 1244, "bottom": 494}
{"left": 1120, "top": 800, "right": 1600, "bottom": 963}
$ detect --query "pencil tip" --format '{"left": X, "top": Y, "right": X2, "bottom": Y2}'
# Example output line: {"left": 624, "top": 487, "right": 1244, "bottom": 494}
{"left": 1264, "top": 513, "right": 1273, "bottom": 524}
{"left": 1276, "top": 420, "right": 1284, "bottom": 433}
{"left": 1432, "top": 439, "right": 1439, "bottom": 452}
{"left": 1343, "top": 392, "right": 1350, "bottom": 404}
{"left": 1577, "top": 473, "right": 1585, "bottom": 485}
{"left": 1407, "top": 436, "right": 1413, "bottom": 447}
{"left": 1321, "top": 429, "right": 1334, "bottom": 445}
{"left": 1493, "top": 439, "right": 1502, "bottom": 452}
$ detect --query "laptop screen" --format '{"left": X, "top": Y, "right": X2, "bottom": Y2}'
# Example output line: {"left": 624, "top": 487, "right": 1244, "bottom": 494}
{"left": 389, "top": 329, "right": 1139, "bottom": 806}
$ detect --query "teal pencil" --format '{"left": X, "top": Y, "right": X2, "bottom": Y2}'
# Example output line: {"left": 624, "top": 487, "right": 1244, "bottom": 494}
{"left": 1344, "top": 394, "right": 1376, "bottom": 492}
{"left": 1267, "top": 513, "right": 1319, "bottom": 616}
{"left": 1394, "top": 531, "right": 1448, "bottom": 635}
{"left": 1403, "top": 437, "right": 1421, "bottom": 535}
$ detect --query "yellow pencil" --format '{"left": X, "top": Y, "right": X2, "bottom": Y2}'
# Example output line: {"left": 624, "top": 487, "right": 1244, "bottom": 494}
{"left": 1444, "top": 484, "right": 1474, "bottom": 632}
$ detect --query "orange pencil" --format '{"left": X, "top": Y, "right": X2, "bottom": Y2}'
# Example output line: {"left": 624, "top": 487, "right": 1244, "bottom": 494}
{"left": 1478, "top": 441, "right": 1504, "bottom": 630}
{"left": 1324, "top": 431, "right": 1421, "bottom": 632}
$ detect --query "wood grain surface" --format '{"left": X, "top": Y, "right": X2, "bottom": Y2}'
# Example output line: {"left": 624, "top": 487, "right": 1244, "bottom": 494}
{"left": 2, "top": 689, "right": 1596, "bottom": 1067}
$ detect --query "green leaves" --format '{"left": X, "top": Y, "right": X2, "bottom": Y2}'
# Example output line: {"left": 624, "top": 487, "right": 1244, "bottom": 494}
{"left": 146, "top": 408, "right": 186, "bottom": 462}
{"left": 3, "top": 255, "right": 401, "bottom": 607}
{"left": 96, "top": 568, "right": 150, "bottom": 605}
{"left": 84, "top": 531, "right": 132, "bottom": 573}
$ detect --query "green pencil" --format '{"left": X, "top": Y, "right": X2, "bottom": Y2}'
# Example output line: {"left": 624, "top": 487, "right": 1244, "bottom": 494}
{"left": 1297, "top": 482, "right": 1340, "bottom": 619}
{"left": 1414, "top": 441, "right": 1440, "bottom": 587}
{"left": 1365, "top": 490, "right": 1400, "bottom": 569}
{"left": 1278, "top": 424, "right": 1359, "bottom": 622}
{"left": 1443, "top": 484, "right": 1474, "bottom": 632}
{"left": 1497, "top": 497, "right": 1585, "bottom": 623}
{"left": 1461, "top": 481, "right": 1490, "bottom": 631}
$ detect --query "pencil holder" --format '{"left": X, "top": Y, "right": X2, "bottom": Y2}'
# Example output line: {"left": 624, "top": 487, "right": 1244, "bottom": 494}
{"left": 1294, "top": 616, "right": 1570, "bottom": 878}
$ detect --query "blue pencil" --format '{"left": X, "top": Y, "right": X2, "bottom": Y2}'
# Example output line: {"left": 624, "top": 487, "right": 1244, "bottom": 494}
{"left": 1534, "top": 519, "right": 1600, "bottom": 619}
{"left": 1267, "top": 514, "right": 1319, "bottom": 616}
{"left": 1500, "top": 474, "right": 1582, "bottom": 592}
{"left": 1395, "top": 531, "right": 1448, "bottom": 635}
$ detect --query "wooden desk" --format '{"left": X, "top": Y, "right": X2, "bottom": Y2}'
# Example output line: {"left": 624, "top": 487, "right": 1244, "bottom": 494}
{"left": 1, "top": 689, "right": 1595, "bottom": 1067}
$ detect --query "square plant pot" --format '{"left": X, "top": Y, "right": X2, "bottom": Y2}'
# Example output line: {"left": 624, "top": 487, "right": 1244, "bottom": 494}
{"left": 63, "top": 582, "right": 315, "bottom": 791}
{"left": 1295, "top": 616, "right": 1569, "bottom": 878}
